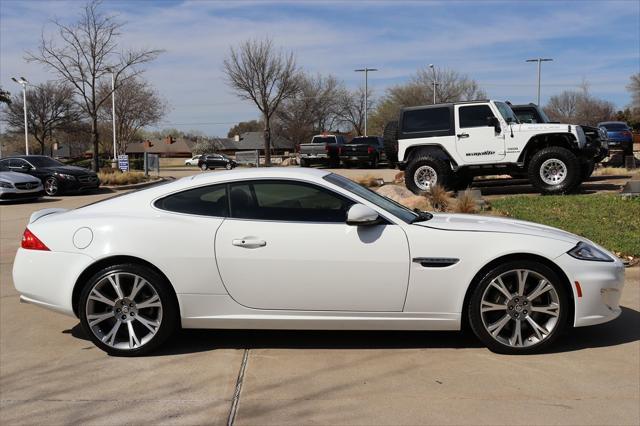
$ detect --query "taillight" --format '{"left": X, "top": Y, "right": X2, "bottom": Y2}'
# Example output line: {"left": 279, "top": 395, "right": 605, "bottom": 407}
{"left": 325, "top": 144, "right": 330, "bottom": 152}
{"left": 622, "top": 131, "right": 632, "bottom": 137}
{"left": 21, "top": 228, "right": 50, "bottom": 251}
{"left": 367, "top": 146, "right": 374, "bottom": 154}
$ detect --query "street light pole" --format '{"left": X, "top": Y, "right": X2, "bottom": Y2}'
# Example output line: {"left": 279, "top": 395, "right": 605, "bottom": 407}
{"left": 526, "top": 58, "right": 553, "bottom": 105}
{"left": 429, "top": 64, "right": 437, "bottom": 104}
{"left": 355, "top": 67, "right": 378, "bottom": 136}
{"left": 110, "top": 70, "right": 117, "bottom": 162}
{"left": 11, "top": 77, "right": 29, "bottom": 154}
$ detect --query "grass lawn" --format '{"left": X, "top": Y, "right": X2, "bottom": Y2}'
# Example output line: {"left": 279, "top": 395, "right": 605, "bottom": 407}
{"left": 490, "top": 194, "right": 640, "bottom": 258}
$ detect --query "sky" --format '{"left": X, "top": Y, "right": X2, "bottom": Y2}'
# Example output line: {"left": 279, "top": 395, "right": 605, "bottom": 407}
{"left": 1, "top": 0, "right": 639, "bottom": 137}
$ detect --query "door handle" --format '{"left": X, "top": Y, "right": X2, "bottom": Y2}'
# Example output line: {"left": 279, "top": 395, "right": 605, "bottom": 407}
{"left": 457, "top": 133, "right": 469, "bottom": 138}
{"left": 232, "top": 238, "right": 267, "bottom": 249}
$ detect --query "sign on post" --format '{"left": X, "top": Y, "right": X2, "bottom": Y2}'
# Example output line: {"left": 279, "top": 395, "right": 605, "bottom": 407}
{"left": 118, "top": 154, "right": 129, "bottom": 172}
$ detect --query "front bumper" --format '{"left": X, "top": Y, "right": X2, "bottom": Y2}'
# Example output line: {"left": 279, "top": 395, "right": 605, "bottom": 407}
{"left": 13, "top": 248, "right": 94, "bottom": 317}
{"left": 554, "top": 253, "right": 625, "bottom": 327}
{"left": 60, "top": 177, "right": 100, "bottom": 193}
{"left": 0, "top": 188, "right": 44, "bottom": 200}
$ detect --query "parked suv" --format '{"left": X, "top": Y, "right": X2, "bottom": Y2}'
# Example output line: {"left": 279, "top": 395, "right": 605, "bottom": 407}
{"left": 299, "top": 134, "right": 346, "bottom": 167}
{"left": 598, "top": 121, "right": 634, "bottom": 157}
{"left": 198, "top": 154, "right": 237, "bottom": 171}
{"left": 384, "top": 100, "right": 602, "bottom": 195}
{"left": 0, "top": 155, "right": 100, "bottom": 196}
{"left": 339, "top": 136, "right": 386, "bottom": 168}
{"left": 511, "top": 103, "right": 608, "bottom": 179}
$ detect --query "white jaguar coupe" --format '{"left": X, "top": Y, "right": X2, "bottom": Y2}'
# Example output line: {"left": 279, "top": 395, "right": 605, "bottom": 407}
{"left": 13, "top": 168, "right": 625, "bottom": 356}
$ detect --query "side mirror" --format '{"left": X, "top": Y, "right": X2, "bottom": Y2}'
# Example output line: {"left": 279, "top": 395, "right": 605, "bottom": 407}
{"left": 346, "top": 204, "right": 380, "bottom": 226}
{"left": 487, "top": 116, "right": 501, "bottom": 133}
{"left": 21, "top": 164, "right": 32, "bottom": 171}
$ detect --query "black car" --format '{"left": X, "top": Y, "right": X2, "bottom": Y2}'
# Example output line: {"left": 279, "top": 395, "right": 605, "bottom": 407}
{"left": 0, "top": 155, "right": 100, "bottom": 196}
{"left": 339, "top": 136, "right": 386, "bottom": 168}
{"left": 197, "top": 153, "right": 237, "bottom": 171}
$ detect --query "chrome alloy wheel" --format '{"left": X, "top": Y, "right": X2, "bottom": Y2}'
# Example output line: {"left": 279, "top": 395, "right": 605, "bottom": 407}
{"left": 480, "top": 269, "right": 560, "bottom": 348}
{"left": 414, "top": 165, "right": 438, "bottom": 191}
{"left": 85, "top": 272, "right": 163, "bottom": 350}
{"left": 540, "top": 158, "right": 568, "bottom": 185}
{"left": 44, "top": 177, "right": 59, "bottom": 196}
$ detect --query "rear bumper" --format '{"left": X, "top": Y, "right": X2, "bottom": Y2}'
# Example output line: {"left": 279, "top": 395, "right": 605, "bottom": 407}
{"left": 13, "top": 248, "right": 94, "bottom": 317}
{"left": 554, "top": 253, "right": 625, "bottom": 327}
{"left": 340, "top": 155, "right": 375, "bottom": 163}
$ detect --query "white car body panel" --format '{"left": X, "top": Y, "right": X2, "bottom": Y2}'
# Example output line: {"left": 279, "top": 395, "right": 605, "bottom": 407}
{"left": 13, "top": 168, "right": 625, "bottom": 332}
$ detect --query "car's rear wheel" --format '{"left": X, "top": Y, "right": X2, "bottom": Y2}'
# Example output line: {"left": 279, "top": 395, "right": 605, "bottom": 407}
{"left": 468, "top": 261, "right": 569, "bottom": 354}
{"left": 405, "top": 155, "right": 452, "bottom": 194}
{"left": 44, "top": 176, "right": 60, "bottom": 196}
{"left": 79, "top": 264, "right": 178, "bottom": 356}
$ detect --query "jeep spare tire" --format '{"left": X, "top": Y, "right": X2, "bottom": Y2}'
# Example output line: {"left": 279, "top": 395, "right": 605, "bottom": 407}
{"left": 405, "top": 155, "right": 452, "bottom": 194}
{"left": 383, "top": 120, "right": 399, "bottom": 166}
{"left": 527, "top": 146, "right": 580, "bottom": 195}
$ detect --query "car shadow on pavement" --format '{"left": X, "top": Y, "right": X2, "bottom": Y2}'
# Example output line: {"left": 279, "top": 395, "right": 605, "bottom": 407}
{"left": 65, "top": 306, "right": 639, "bottom": 356}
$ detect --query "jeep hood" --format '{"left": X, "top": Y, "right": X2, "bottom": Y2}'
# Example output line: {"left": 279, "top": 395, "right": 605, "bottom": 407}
{"left": 416, "top": 213, "right": 581, "bottom": 244}
{"left": 517, "top": 123, "right": 573, "bottom": 133}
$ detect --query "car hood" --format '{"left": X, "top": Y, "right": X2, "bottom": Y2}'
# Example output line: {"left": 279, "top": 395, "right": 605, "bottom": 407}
{"left": 415, "top": 213, "right": 581, "bottom": 244}
{"left": 0, "top": 171, "right": 42, "bottom": 184}
{"left": 41, "top": 165, "right": 95, "bottom": 175}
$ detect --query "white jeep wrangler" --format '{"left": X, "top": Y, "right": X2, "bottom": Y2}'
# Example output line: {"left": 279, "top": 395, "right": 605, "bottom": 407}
{"left": 383, "top": 100, "right": 604, "bottom": 195}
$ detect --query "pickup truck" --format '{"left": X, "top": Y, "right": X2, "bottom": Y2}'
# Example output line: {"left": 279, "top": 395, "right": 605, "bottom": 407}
{"left": 511, "top": 103, "right": 609, "bottom": 178}
{"left": 299, "top": 135, "right": 346, "bottom": 167}
{"left": 385, "top": 100, "right": 607, "bottom": 195}
{"left": 339, "top": 136, "right": 386, "bottom": 168}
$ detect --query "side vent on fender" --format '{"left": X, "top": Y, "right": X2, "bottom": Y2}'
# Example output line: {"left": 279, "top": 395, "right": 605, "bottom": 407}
{"left": 413, "top": 257, "right": 459, "bottom": 268}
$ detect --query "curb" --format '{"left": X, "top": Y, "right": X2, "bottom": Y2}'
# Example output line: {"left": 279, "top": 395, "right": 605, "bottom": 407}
{"left": 102, "top": 177, "right": 172, "bottom": 191}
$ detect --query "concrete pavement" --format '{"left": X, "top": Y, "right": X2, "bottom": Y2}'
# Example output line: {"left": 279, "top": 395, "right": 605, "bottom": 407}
{"left": 0, "top": 186, "right": 638, "bottom": 425}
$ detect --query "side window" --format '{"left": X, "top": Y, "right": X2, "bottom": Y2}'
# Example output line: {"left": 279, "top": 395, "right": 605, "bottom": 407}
{"left": 154, "top": 184, "right": 228, "bottom": 217}
{"left": 403, "top": 107, "right": 450, "bottom": 132}
{"left": 229, "top": 180, "right": 354, "bottom": 222}
{"left": 459, "top": 105, "right": 495, "bottom": 128}
{"left": 0, "top": 159, "right": 10, "bottom": 168}
{"left": 9, "top": 159, "right": 26, "bottom": 168}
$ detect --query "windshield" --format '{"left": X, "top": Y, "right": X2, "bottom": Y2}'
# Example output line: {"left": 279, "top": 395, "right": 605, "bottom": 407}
{"left": 349, "top": 137, "right": 379, "bottom": 145}
{"left": 312, "top": 136, "right": 336, "bottom": 144}
{"left": 323, "top": 173, "right": 420, "bottom": 223}
{"left": 601, "top": 123, "right": 628, "bottom": 131}
{"left": 27, "top": 156, "right": 64, "bottom": 167}
{"left": 495, "top": 102, "right": 520, "bottom": 124}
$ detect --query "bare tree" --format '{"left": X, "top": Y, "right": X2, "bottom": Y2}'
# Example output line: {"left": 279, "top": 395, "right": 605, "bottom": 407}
{"left": 335, "top": 86, "right": 373, "bottom": 136}
{"left": 544, "top": 85, "right": 615, "bottom": 126}
{"left": 2, "top": 81, "right": 81, "bottom": 154}
{"left": 26, "top": 0, "right": 161, "bottom": 170}
{"left": 627, "top": 73, "right": 640, "bottom": 123}
{"left": 227, "top": 119, "right": 263, "bottom": 138}
{"left": 0, "top": 87, "right": 10, "bottom": 105}
{"left": 275, "top": 73, "right": 342, "bottom": 144}
{"left": 369, "top": 66, "right": 486, "bottom": 134}
{"left": 224, "top": 38, "right": 300, "bottom": 165}
{"left": 98, "top": 76, "right": 166, "bottom": 155}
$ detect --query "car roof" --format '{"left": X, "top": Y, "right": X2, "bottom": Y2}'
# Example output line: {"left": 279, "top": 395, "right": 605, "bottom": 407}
{"left": 188, "top": 167, "right": 330, "bottom": 184}
{"left": 598, "top": 121, "right": 627, "bottom": 125}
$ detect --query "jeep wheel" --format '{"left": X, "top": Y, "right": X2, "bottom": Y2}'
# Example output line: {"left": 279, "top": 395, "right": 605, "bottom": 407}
{"left": 405, "top": 156, "right": 452, "bottom": 194}
{"left": 383, "top": 121, "right": 399, "bottom": 167}
{"left": 527, "top": 147, "right": 580, "bottom": 195}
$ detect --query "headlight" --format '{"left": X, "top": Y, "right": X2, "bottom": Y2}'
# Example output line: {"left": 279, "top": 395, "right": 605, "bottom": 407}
{"left": 568, "top": 242, "right": 614, "bottom": 262}
{"left": 0, "top": 180, "right": 14, "bottom": 188}
{"left": 56, "top": 173, "right": 76, "bottom": 180}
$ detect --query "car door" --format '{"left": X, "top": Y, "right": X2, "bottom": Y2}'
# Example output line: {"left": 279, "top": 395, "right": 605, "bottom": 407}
{"left": 454, "top": 104, "right": 506, "bottom": 163}
{"left": 215, "top": 179, "right": 410, "bottom": 311}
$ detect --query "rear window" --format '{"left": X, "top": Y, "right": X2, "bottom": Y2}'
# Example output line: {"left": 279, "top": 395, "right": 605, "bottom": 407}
{"left": 311, "top": 136, "right": 337, "bottom": 144}
{"left": 402, "top": 107, "right": 450, "bottom": 133}
{"left": 154, "top": 184, "right": 228, "bottom": 217}
{"left": 601, "top": 123, "right": 629, "bottom": 131}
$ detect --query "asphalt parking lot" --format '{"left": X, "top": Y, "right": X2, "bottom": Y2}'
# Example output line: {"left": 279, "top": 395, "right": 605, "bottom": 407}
{"left": 1, "top": 183, "right": 639, "bottom": 425}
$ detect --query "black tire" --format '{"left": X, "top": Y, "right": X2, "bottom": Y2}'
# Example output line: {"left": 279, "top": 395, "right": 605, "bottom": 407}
{"left": 78, "top": 263, "right": 179, "bottom": 356}
{"left": 383, "top": 121, "right": 399, "bottom": 167}
{"left": 300, "top": 158, "right": 309, "bottom": 168}
{"left": 44, "top": 176, "right": 60, "bottom": 196}
{"left": 200, "top": 163, "right": 208, "bottom": 171}
{"left": 580, "top": 159, "right": 595, "bottom": 181}
{"left": 404, "top": 155, "right": 452, "bottom": 194}
{"left": 468, "top": 260, "right": 570, "bottom": 355}
{"left": 225, "top": 163, "right": 232, "bottom": 170}
{"left": 370, "top": 155, "right": 379, "bottom": 169}
{"left": 527, "top": 146, "right": 581, "bottom": 195}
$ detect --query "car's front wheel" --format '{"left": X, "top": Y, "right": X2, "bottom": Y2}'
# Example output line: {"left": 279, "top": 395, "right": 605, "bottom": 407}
{"left": 225, "top": 163, "right": 233, "bottom": 170}
{"left": 405, "top": 155, "right": 452, "bottom": 194}
{"left": 527, "top": 146, "right": 580, "bottom": 194}
{"left": 200, "top": 164, "right": 208, "bottom": 171}
{"left": 44, "top": 176, "right": 60, "bottom": 196}
{"left": 78, "top": 263, "right": 178, "bottom": 356}
{"left": 468, "top": 261, "right": 569, "bottom": 354}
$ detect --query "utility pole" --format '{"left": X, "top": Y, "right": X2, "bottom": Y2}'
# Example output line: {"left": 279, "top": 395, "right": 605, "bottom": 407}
{"left": 355, "top": 67, "right": 378, "bottom": 136}
{"left": 526, "top": 58, "right": 553, "bottom": 105}
{"left": 109, "top": 70, "right": 117, "bottom": 164}
{"left": 11, "top": 77, "right": 29, "bottom": 154}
